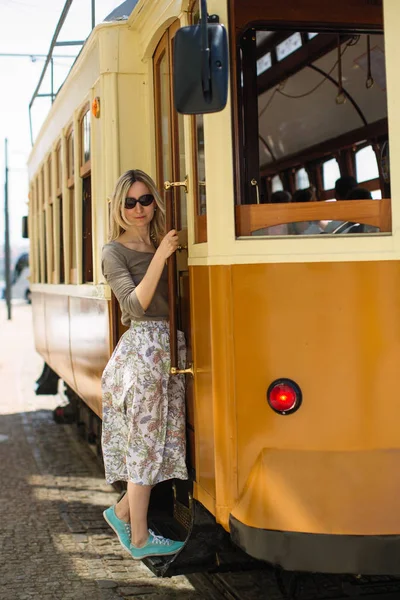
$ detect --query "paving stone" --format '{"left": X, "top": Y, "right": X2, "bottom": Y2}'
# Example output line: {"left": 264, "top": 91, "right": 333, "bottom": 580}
{"left": 118, "top": 586, "right": 154, "bottom": 596}
{"left": 96, "top": 579, "right": 119, "bottom": 589}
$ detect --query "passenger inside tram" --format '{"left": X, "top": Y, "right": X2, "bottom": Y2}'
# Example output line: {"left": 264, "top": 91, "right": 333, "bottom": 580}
{"left": 270, "top": 190, "right": 291, "bottom": 204}
{"left": 334, "top": 176, "right": 358, "bottom": 201}
{"left": 347, "top": 187, "right": 372, "bottom": 200}
{"left": 322, "top": 176, "right": 358, "bottom": 233}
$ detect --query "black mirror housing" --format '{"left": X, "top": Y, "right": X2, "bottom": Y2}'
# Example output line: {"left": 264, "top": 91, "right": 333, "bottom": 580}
{"left": 173, "top": 23, "right": 228, "bottom": 115}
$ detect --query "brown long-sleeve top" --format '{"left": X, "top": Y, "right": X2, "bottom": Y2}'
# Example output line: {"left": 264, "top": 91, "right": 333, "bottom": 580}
{"left": 101, "top": 241, "right": 169, "bottom": 326}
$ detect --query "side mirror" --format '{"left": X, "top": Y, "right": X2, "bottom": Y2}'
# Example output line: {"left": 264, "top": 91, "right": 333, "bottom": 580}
{"left": 173, "top": 4, "right": 228, "bottom": 115}
{"left": 22, "top": 216, "right": 28, "bottom": 239}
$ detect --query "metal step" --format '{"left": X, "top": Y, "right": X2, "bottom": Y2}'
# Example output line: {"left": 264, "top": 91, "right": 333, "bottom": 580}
{"left": 143, "top": 498, "right": 262, "bottom": 577}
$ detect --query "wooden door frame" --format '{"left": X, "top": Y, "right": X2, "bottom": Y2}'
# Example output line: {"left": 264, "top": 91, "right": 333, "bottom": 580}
{"left": 153, "top": 22, "right": 196, "bottom": 475}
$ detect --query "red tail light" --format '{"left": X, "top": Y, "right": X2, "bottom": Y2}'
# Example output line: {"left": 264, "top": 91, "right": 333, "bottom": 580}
{"left": 267, "top": 379, "right": 302, "bottom": 415}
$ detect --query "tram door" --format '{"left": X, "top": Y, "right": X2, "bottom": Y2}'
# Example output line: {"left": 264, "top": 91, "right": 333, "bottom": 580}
{"left": 154, "top": 23, "right": 196, "bottom": 477}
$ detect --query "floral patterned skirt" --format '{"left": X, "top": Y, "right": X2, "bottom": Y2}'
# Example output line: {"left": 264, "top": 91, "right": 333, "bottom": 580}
{"left": 101, "top": 320, "right": 188, "bottom": 486}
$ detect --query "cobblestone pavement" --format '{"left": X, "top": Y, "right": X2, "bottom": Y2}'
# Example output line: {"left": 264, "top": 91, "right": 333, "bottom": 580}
{"left": 0, "top": 303, "right": 282, "bottom": 600}
{"left": 0, "top": 304, "right": 214, "bottom": 600}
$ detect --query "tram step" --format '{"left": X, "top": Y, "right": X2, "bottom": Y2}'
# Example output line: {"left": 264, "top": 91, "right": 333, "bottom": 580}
{"left": 144, "top": 499, "right": 262, "bottom": 578}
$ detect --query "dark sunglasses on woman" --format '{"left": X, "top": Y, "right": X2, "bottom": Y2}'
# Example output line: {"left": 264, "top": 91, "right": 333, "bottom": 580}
{"left": 125, "top": 194, "right": 154, "bottom": 210}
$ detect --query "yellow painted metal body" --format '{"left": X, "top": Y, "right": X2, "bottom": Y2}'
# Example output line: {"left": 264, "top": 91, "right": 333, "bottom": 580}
{"left": 189, "top": 261, "right": 400, "bottom": 535}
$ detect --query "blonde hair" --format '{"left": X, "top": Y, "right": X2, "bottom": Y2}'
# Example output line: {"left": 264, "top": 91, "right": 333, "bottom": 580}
{"left": 108, "top": 169, "right": 166, "bottom": 244}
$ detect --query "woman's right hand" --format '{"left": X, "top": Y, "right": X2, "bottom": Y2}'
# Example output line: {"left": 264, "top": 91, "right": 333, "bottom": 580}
{"left": 157, "top": 229, "right": 179, "bottom": 260}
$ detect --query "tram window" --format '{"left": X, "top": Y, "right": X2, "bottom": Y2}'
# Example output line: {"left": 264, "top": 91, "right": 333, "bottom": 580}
{"left": 67, "top": 130, "right": 74, "bottom": 184}
{"left": 271, "top": 175, "right": 283, "bottom": 192}
{"left": 323, "top": 159, "right": 341, "bottom": 191}
{"left": 56, "top": 143, "right": 62, "bottom": 196}
{"left": 59, "top": 196, "right": 65, "bottom": 283}
{"left": 356, "top": 145, "right": 379, "bottom": 183}
{"left": 67, "top": 128, "right": 77, "bottom": 283}
{"left": 82, "top": 176, "right": 93, "bottom": 282}
{"left": 69, "top": 186, "right": 77, "bottom": 282}
{"left": 79, "top": 108, "right": 93, "bottom": 283}
{"left": 81, "top": 110, "right": 91, "bottom": 167}
{"left": 66, "top": 128, "right": 77, "bottom": 283}
{"left": 47, "top": 156, "right": 55, "bottom": 284}
{"left": 155, "top": 50, "right": 172, "bottom": 187}
{"left": 56, "top": 142, "right": 64, "bottom": 283}
{"left": 42, "top": 211, "right": 47, "bottom": 284}
{"left": 47, "top": 156, "right": 52, "bottom": 199}
{"left": 194, "top": 114, "right": 207, "bottom": 242}
{"left": 195, "top": 116, "right": 206, "bottom": 215}
{"left": 177, "top": 112, "right": 187, "bottom": 231}
{"left": 236, "top": 22, "right": 390, "bottom": 237}
{"left": 296, "top": 168, "right": 310, "bottom": 190}
{"left": 257, "top": 53, "right": 272, "bottom": 76}
{"left": 276, "top": 33, "right": 302, "bottom": 61}
{"left": 40, "top": 169, "right": 47, "bottom": 284}
{"left": 35, "top": 177, "right": 40, "bottom": 283}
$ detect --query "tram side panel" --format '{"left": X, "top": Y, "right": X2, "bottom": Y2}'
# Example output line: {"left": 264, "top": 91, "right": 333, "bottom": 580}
{"left": 190, "top": 265, "right": 216, "bottom": 515}
{"left": 229, "top": 260, "right": 400, "bottom": 537}
{"left": 42, "top": 292, "right": 75, "bottom": 391}
{"left": 69, "top": 296, "right": 110, "bottom": 417}
{"left": 31, "top": 292, "right": 50, "bottom": 366}
{"left": 31, "top": 291, "right": 110, "bottom": 417}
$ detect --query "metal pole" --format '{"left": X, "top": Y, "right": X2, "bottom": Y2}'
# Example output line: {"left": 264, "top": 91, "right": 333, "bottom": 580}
{"left": 51, "top": 57, "right": 54, "bottom": 103}
{"left": 4, "top": 139, "right": 11, "bottom": 320}
{"left": 91, "top": 0, "right": 95, "bottom": 30}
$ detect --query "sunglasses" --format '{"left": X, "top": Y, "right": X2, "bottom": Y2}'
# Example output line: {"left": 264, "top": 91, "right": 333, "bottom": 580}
{"left": 124, "top": 194, "right": 154, "bottom": 210}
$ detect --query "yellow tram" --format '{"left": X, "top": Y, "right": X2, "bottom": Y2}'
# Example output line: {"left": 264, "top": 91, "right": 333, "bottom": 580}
{"left": 27, "top": 0, "right": 400, "bottom": 576}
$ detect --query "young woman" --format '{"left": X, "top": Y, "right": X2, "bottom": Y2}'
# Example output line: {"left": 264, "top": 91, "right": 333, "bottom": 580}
{"left": 101, "top": 169, "right": 188, "bottom": 560}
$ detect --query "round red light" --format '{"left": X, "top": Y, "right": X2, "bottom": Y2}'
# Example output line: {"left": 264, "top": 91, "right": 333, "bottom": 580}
{"left": 267, "top": 379, "right": 302, "bottom": 414}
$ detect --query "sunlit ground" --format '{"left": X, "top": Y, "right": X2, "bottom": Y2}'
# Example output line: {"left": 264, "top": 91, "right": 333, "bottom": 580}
{"left": 0, "top": 299, "right": 59, "bottom": 416}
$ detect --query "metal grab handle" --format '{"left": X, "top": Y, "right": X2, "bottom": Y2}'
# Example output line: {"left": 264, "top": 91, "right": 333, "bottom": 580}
{"left": 171, "top": 365, "right": 194, "bottom": 376}
{"left": 165, "top": 185, "right": 178, "bottom": 373}
{"left": 251, "top": 179, "right": 260, "bottom": 204}
{"left": 164, "top": 176, "right": 188, "bottom": 193}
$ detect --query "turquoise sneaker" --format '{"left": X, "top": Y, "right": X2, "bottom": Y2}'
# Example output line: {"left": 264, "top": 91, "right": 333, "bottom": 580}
{"left": 103, "top": 506, "right": 131, "bottom": 553}
{"left": 129, "top": 529, "right": 184, "bottom": 560}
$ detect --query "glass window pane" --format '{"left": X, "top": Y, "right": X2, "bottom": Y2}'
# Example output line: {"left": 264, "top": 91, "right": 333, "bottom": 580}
{"left": 57, "top": 145, "right": 62, "bottom": 191}
{"left": 296, "top": 168, "right": 310, "bottom": 190}
{"left": 68, "top": 132, "right": 74, "bottom": 179}
{"left": 276, "top": 33, "right": 302, "bottom": 61}
{"left": 69, "top": 188, "right": 76, "bottom": 270}
{"left": 371, "top": 189, "right": 382, "bottom": 199}
{"left": 82, "top": 111, "right": 91, "bottom": 164}
{"left": 271, "top": 175, "right": 283, "bottom": 192}
{"left": 356, "top": 146, "right": 379, "bottom": 182}
{"left": 196, "top": 114, "right": 206, "bottom": 216}
{"left": 323, "top": 158, "right": 340, "bottom": 190}
{"left": 158, "top": 52, "right": 172, "bottom": 183}
{"left": 48, "top": 158, "right": 52, "bottom": 199}
{"left": 257, "top": 53, "right": 272, "bottom": 76}
{"left": 177, "top": 111, "right": 187, "bottom": 229}
{"left": 43, "top": 211, "right": 47, "bottom": 283}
